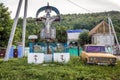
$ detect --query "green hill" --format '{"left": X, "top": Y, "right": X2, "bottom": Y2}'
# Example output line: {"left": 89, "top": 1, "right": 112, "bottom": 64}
{"left": 24, "top": 11, "right": 120, "bottom": 45}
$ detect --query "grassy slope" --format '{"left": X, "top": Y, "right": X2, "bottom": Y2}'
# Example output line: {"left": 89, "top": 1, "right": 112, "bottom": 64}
{"left": 0, "top": 57, "right": 120, "bottom": 80}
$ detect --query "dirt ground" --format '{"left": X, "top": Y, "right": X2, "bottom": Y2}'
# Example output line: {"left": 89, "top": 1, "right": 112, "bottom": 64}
{"left": 114, "top": 54, "right": 120, "bottom": 60}
{"left": 116, "top": 55, "right": 120, "bottom": 60}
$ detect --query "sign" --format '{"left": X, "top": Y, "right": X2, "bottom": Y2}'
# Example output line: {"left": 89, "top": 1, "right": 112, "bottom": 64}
{"left": 54, "top": 53, "right": 70, "bottom": 63}
{"left": 28, "top": 53, "right": 44, "bottom": 64}
{"left": 34, "top": 45, "right": 41, "bottom": 53}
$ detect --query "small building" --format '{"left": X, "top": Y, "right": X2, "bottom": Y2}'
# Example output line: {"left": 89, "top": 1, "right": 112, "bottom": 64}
{"left": 67, "top": 29, "right": 85, "bottom": 44}
{"left": 66, "top": 29, "right": 85, "bottom": 56}
{"left": 89, "top": 20, "right": 114, "bottom": 46}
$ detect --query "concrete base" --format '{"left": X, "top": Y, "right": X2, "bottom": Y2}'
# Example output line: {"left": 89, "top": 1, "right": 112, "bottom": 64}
{"left": 28, "top": 53, "right": 70, "bottom": 64}
{"left": 44, "top": 54, "right": 53, "bottom": 62}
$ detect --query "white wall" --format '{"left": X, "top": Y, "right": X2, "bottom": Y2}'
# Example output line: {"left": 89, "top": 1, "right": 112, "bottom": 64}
{"left": 28, "top": 53, "right": 44, "bottom": 64}
{"left": 67, "top": 33, "right": 80, "bottom": 41}
{"left": 28, "top": 53, "right": 70, "bottom": 64}
{"left": 54, "top": 53, "right": 70, "bottom": 63}
{"left": 92, "top": 34, "right": 114, "bottom": 45}
{"left": 67, "top": 30, "right": 85, "bottom": 41}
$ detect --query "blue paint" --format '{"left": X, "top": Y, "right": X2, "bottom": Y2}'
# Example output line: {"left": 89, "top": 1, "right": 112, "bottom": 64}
{"left": 29, "top": 42, "right": 34, "bottom": 53}
{"left": 69, "top": 47, "right": 82, "bottom": 56}
{"left": 67, "top": 29, "right": 84, "bottom": 33}
{"left": 9, "top": 46, "right": 14, "bottom": 58}
{"left": 18, "top": 46, "right": 23, "bottom": 58}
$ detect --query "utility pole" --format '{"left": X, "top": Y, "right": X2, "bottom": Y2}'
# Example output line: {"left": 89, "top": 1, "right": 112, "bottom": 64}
{"left": 108, "top": 15, "right": 113, "bottom": 54}
{"left": 109, "top": 16, "right": 120, "bottom": 53}
{"left": 4, "top": 0, "right": 23, "bottom": 61}
{"left": 22, "top": 0, "right": 28, "bottom": 57}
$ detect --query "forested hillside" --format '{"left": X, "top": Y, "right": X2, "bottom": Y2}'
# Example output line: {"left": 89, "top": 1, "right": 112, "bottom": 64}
{"left": 23, "top": 11, "right": 120, "bottom": 46}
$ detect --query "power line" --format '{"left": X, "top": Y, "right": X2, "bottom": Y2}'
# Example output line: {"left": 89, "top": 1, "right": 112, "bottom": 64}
{"left": 67, "top": 0, "right": 93, "bottom": 13}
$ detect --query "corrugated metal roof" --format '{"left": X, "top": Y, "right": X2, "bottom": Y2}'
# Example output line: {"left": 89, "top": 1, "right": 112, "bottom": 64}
{"left": 67, "top": 29, "right": 84, "bottom": 33}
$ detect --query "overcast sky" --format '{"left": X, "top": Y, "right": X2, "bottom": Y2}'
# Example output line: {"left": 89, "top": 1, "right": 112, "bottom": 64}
{"left": 1, "top": 0, "right": 120, "bottom": 18}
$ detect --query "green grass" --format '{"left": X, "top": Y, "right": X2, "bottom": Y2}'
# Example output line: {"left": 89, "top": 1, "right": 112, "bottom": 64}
{"left": 0, "top": 57, "right": 120, "bottom": 80}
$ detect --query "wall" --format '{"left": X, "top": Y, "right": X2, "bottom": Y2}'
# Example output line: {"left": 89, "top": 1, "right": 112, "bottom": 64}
{"left": 92, "top": 33, "right": 114, "bottom": 46}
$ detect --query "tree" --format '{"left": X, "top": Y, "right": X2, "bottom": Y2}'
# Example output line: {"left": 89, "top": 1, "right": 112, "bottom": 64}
{"left": 56, "top": 26, "right": 67, "bottom": 43}
{"left": 78, "top": 31, "right": 91, "bottom": 47}
{"left": 0, "top": 3, "right": 12, "bottom": 47}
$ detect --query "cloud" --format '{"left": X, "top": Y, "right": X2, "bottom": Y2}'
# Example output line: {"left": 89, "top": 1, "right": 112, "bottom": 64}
{"left": 1, "top": 0, "right": 120, "bottom": 18}
{"left": 88, "top": 0, "right": 120, "bottom": 9}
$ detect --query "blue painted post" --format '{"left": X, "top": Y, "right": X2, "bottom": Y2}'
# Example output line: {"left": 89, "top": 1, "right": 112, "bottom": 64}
{"left": 52, "top": 46, "right": 54, "bottom": 62}
{"left": 29, "top": 42, "right": 34, "bottom": 53}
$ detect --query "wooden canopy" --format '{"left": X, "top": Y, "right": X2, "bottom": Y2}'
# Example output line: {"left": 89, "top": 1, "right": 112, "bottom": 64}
{"left": 89, "top": 20, "right": 112, "bottom": 35}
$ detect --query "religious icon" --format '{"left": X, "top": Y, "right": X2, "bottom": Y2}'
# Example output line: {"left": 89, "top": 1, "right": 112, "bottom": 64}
{"left": 34, "top": 55, "right": 38, "bottom": 63}
{"left": 60, "top": 55, "right": 65, "bottom": 62}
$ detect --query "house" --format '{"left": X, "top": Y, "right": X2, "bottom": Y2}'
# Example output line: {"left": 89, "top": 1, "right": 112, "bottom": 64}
{"left": 66, "top": 29, "right": 86, "bottom": 56}
{"left": 89, "top": 20, "right": 115, "bottom": 46}
{"left": 67, "top": 29, "right": 86, "bottom": 45}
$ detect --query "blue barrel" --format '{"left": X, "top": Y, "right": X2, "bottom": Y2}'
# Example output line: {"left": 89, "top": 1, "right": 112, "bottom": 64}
{"left": 18, "top": 46, "right": 23, "bottom": 58}
{"left": 9, "top": 46, "right": 14, "bottom": 58}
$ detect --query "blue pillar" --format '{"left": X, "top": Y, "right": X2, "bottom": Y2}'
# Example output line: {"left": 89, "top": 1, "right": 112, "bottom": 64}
{"left": 29, "top": 42, "right": 34, "bottom": 53}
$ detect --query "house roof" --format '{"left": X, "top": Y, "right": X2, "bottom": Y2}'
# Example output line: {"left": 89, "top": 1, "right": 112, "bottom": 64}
{"left": 67, "top": 29, "right": 84, "bottom": 33}
{"left": 89, "top": 20, "right": 110, "bottom": 35}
